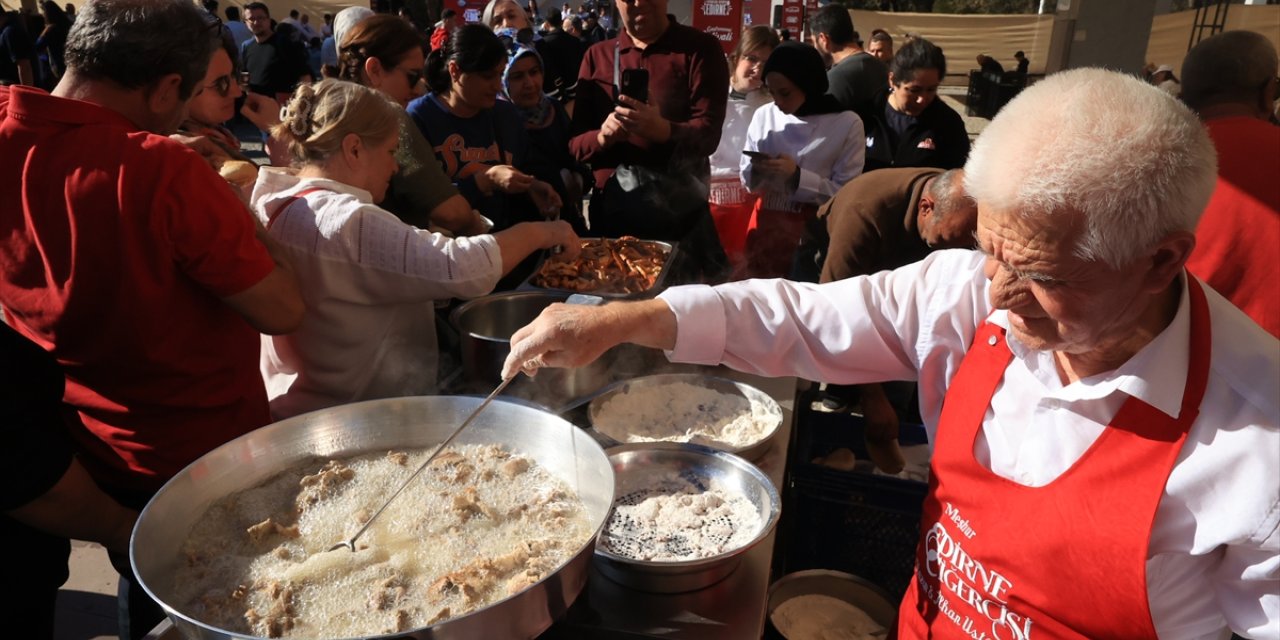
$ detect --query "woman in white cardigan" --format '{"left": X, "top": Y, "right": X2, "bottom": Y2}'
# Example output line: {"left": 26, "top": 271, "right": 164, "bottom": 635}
{"left": 742, "top": 41, "right": 865, "bottom": 279}
{"left": 252, "top": 80, "right": 577, "bottom": 419}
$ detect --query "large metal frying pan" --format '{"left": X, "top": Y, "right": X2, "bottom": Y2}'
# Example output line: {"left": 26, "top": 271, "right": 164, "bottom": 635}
{"left": 130, "top": 396, "right": 615, "bottom": 640}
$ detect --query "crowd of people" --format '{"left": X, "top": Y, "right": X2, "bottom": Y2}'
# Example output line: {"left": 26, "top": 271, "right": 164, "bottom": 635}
{"left": 0, "top": 0, "right": 1277, "bottom": 638}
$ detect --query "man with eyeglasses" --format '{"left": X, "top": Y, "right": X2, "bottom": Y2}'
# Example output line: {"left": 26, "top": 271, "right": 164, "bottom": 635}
{"left": 241, "top": 1, "right": 314, "bottom": 104}
{"left": 0, "top": 0, "right": 303, "bottom": 636}
{"left": 1180, "top": 30, "right": 1280, "bottom": 339}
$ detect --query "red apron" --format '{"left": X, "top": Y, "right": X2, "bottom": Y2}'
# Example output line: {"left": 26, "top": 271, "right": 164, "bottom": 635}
{"left": 707, "top": 177, "right": 758, "bottom": 276}
{"left": 743, "top": 193, "right": 817, "bottom": 279}
{"left": 898, "top": 277, "right": 1210, "bottom": 639}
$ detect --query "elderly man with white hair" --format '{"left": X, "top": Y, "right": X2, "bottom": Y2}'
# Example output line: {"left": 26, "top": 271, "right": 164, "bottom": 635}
{"left": 503, "top": 68, "right": 1280, "bottom": 638}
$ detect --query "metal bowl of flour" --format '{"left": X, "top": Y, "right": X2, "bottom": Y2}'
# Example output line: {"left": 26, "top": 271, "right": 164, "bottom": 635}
{"left": 587, "top": 374, "right": 783, "bottom": 460}
{"left": 592, "top": 442, "right": 781, "bottom": 593}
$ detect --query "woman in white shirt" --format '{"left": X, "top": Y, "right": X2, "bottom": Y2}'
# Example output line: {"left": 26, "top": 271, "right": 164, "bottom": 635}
{"left": 252, "top": 79, "right": 578, "bottom": 419}
{"left": 742, "top": 41, "right": 865, "bottom": 279}
{"left": 708, "top": 25, "right": 778, "bottom": 280}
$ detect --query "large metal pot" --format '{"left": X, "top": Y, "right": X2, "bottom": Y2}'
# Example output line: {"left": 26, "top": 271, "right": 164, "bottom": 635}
{"left": 130, "top": 396, "right": 615, "bottom": 640}
{"left": 450, "top": 291, "right": 663, "bottom": 411}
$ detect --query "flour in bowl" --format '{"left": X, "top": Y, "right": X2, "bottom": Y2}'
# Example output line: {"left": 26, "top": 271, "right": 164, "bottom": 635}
{"left": 770, "top": 594, "right": 886, "bottom": 640}
{"left": 593, "top": 380, "right": 781, "bottom": 450}
{"left": 599, "top": 471, "right": 762, "bottom": 562}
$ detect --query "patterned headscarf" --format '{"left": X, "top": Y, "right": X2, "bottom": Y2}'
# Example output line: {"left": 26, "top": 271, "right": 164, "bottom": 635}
{"left": 496, "top": 27, "right": 555, "bottom": 128}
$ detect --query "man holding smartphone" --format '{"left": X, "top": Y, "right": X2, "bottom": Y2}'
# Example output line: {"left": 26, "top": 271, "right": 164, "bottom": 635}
{"left": 569, "top": 0, "right": 730, "bottom": 280}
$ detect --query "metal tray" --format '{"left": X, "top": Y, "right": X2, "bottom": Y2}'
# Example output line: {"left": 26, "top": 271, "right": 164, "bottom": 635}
{"left": 587, "top": 373, "right": 783, "bottom": 461}
{"left": 521, "top": 237, "right": 678, "bottom": 300}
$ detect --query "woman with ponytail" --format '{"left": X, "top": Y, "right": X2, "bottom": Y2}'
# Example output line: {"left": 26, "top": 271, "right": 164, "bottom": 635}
{"left": 251, "top": 79, "right": 578, "bottom": 419}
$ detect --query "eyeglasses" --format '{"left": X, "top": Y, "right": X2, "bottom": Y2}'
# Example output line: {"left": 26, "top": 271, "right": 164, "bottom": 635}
{"left": 207, "top": 73, "right": 245, "bottom": 97}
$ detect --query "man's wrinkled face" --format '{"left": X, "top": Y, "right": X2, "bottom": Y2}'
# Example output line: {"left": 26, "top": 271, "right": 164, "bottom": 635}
{"left": 975, "top": 206, "right": 1153, "bottom": 356}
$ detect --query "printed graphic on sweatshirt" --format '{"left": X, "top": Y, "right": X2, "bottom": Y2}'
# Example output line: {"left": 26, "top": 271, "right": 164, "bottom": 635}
{"left": 434, "top": 134, "right": 513, "bottom": 182}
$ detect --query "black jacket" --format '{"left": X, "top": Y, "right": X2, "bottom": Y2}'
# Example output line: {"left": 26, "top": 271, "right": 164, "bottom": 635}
{"left": 863, "top": 95, "right": 970, "bottom": 173}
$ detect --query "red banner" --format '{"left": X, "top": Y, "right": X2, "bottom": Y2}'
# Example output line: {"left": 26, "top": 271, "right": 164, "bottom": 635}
{"left": 692, "top": 0, "right": 743, "bottom": 55}
{"left": 803, "top": 0, "right": 819, "bottom": 40}
{"left": 780, "top": 0, "right": 804, "bottom": 36}
{"left": 742, "top": 0, "right": 770, "bottom": 29}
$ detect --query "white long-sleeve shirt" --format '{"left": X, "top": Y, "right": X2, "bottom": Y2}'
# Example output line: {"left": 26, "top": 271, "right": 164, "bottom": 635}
{"left": 710, "top": 89, "right": 772, "bottom": 181}
{"left": 250, "top": 169, "right": 503, "bottom": 419}
{"left": 741, "top": 104, "right": 865, "bottom": 212}
{"left": 659, "top": 250, "right": 1280, "bottom": 639}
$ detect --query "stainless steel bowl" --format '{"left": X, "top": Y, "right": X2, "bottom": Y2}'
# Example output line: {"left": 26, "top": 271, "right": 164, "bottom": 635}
{"left": 766, "top": 570, "right": 898, "bottom": 638}
{"left": 592, "top": 442, "right": 781, "bottom": 594}
{"left": 131, "top": 396, "right": 615, "bottom": 640}
{"left": 588, "top": 374, "right": 783, "bottom": 460}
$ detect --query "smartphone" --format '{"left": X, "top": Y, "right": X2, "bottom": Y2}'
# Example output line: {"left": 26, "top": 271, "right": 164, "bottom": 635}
{"left": 619, "top": 68, "right": 649, "bottom": 103}
{"left": 742, "top": 150, "right": 770, "bottom": 159}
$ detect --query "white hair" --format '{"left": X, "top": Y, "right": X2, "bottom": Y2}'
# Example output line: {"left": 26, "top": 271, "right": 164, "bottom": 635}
{"left": 964, "top": 68, "right": 1217, "bottom": 268}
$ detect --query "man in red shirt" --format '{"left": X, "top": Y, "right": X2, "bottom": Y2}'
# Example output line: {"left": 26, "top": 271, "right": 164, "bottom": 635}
{"left": 570, "top": 0, "right": 730, "bottom": 278}
{"left": 0, "top": 0, "right": 302, "bottom": 636}
{"left": 1181, "top": 30, "right": 1280, "bottom": 337}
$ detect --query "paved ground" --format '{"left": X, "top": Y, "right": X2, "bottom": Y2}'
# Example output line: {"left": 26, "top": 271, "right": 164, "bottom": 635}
{"left": 52, "top": 87, "right": 989, "bottom": 639}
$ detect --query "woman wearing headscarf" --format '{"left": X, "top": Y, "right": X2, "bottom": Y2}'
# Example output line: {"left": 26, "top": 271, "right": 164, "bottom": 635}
{"left": 709, "top": 25, "right": 778, "bottom": 279}
{"left": 742, "top": 41, "right": 865, "bottom": 279}
{"left": 498, "top": 30, "right": 586, "bottom": 226}
{"left": 408, "top": 24, "right": 561, "bottom": 233}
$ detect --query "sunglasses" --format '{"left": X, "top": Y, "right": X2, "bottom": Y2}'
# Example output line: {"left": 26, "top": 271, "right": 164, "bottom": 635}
{"left": 398, "top": 67, "right": 424, "bottom": 87}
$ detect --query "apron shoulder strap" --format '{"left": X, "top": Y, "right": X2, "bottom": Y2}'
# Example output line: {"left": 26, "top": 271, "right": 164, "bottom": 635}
{"left": 266, "top": 186, "right": 329, "bottom": 230}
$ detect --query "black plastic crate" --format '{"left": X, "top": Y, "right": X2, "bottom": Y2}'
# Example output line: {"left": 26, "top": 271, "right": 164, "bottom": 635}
{"left": 777, "top": 400, "right": 929, "bottom": 600}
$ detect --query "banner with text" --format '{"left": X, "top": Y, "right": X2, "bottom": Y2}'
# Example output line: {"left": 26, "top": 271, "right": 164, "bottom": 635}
{"left": 780, "top": 0, "right": 804, "bottom": 36}
{"left": 692, "top": 0, "right": 743, "bottom": 55}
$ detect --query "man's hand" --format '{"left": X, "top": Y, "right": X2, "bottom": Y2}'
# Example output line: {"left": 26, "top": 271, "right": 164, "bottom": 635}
{"left": 614, "top": 95, "right": 671, "bottom": 144}
{"left": 479, "top": 165, "right": 535, "bottom": 194}
{"left": 169, "top": 133, "right": 226, "bottom": 169}
{"left": 501, "top": 299, "right": 677, "bottom": 380}
{"left": 860, "top": 384, "right": 905, "bottom": 474}
{"left": 596, "top": 112, "right": 629, "bottom": 149}
{"left": 529, "top": 180, "right": 563, "bottom": 216}
{"left": 241, "top": 93, "right": 283, "bottom": 132}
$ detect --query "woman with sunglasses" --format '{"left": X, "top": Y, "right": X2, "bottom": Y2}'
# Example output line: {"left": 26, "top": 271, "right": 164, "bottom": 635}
{"left": 251, "top": 79, "right": 578, "bottom": 419}
{"left": 179, "top": 26, "right": 269, "bottom": 198}
{"left": 409, "top": 24, "right": 561, "bottom": 248}
{"left": 338, "top": 14, "right": 490, "bottom": 235}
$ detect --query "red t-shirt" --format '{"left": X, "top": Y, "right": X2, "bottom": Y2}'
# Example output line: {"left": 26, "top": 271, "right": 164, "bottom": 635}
{"left": 0, "top": 86, "right": 276, "bottom": 492}
{"left": 1185, "top": 116, "right": 1280, "bottom": 338}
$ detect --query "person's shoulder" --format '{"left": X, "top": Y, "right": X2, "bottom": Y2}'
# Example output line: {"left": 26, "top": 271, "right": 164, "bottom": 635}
{"left": 924, "top": 97, "right": 964, "bottom": 123}
{"left": 668, "top": 20, "right": 724, "bottom": 52}
{"left": 1203, "top": 281, "right": 1280, "bottom": 419}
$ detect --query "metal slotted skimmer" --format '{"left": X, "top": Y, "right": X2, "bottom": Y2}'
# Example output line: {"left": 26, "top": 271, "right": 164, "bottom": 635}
{"left": 603, "top": 468, "right": 743, "bottom": 560}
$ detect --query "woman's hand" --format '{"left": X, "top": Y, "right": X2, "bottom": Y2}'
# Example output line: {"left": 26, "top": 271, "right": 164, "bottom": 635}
{"left": 240, "top": 93, "right": 283, "bottom": 132}
{"left": 529, "top": 180, "right": 563, "bottom": 216}
{"left": 536, "top": 220, "right": 581, "bottom": 260}
{"left": 749, "top": 154, "right": 800, "bottom": 193}
{"left": 479, "top": 165, "right": 535, "bottom": 194}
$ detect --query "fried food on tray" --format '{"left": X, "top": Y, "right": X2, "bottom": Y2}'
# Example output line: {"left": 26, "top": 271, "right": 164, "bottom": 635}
{"left": 532, "top": 236, "right": 668, "bottom": 294}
